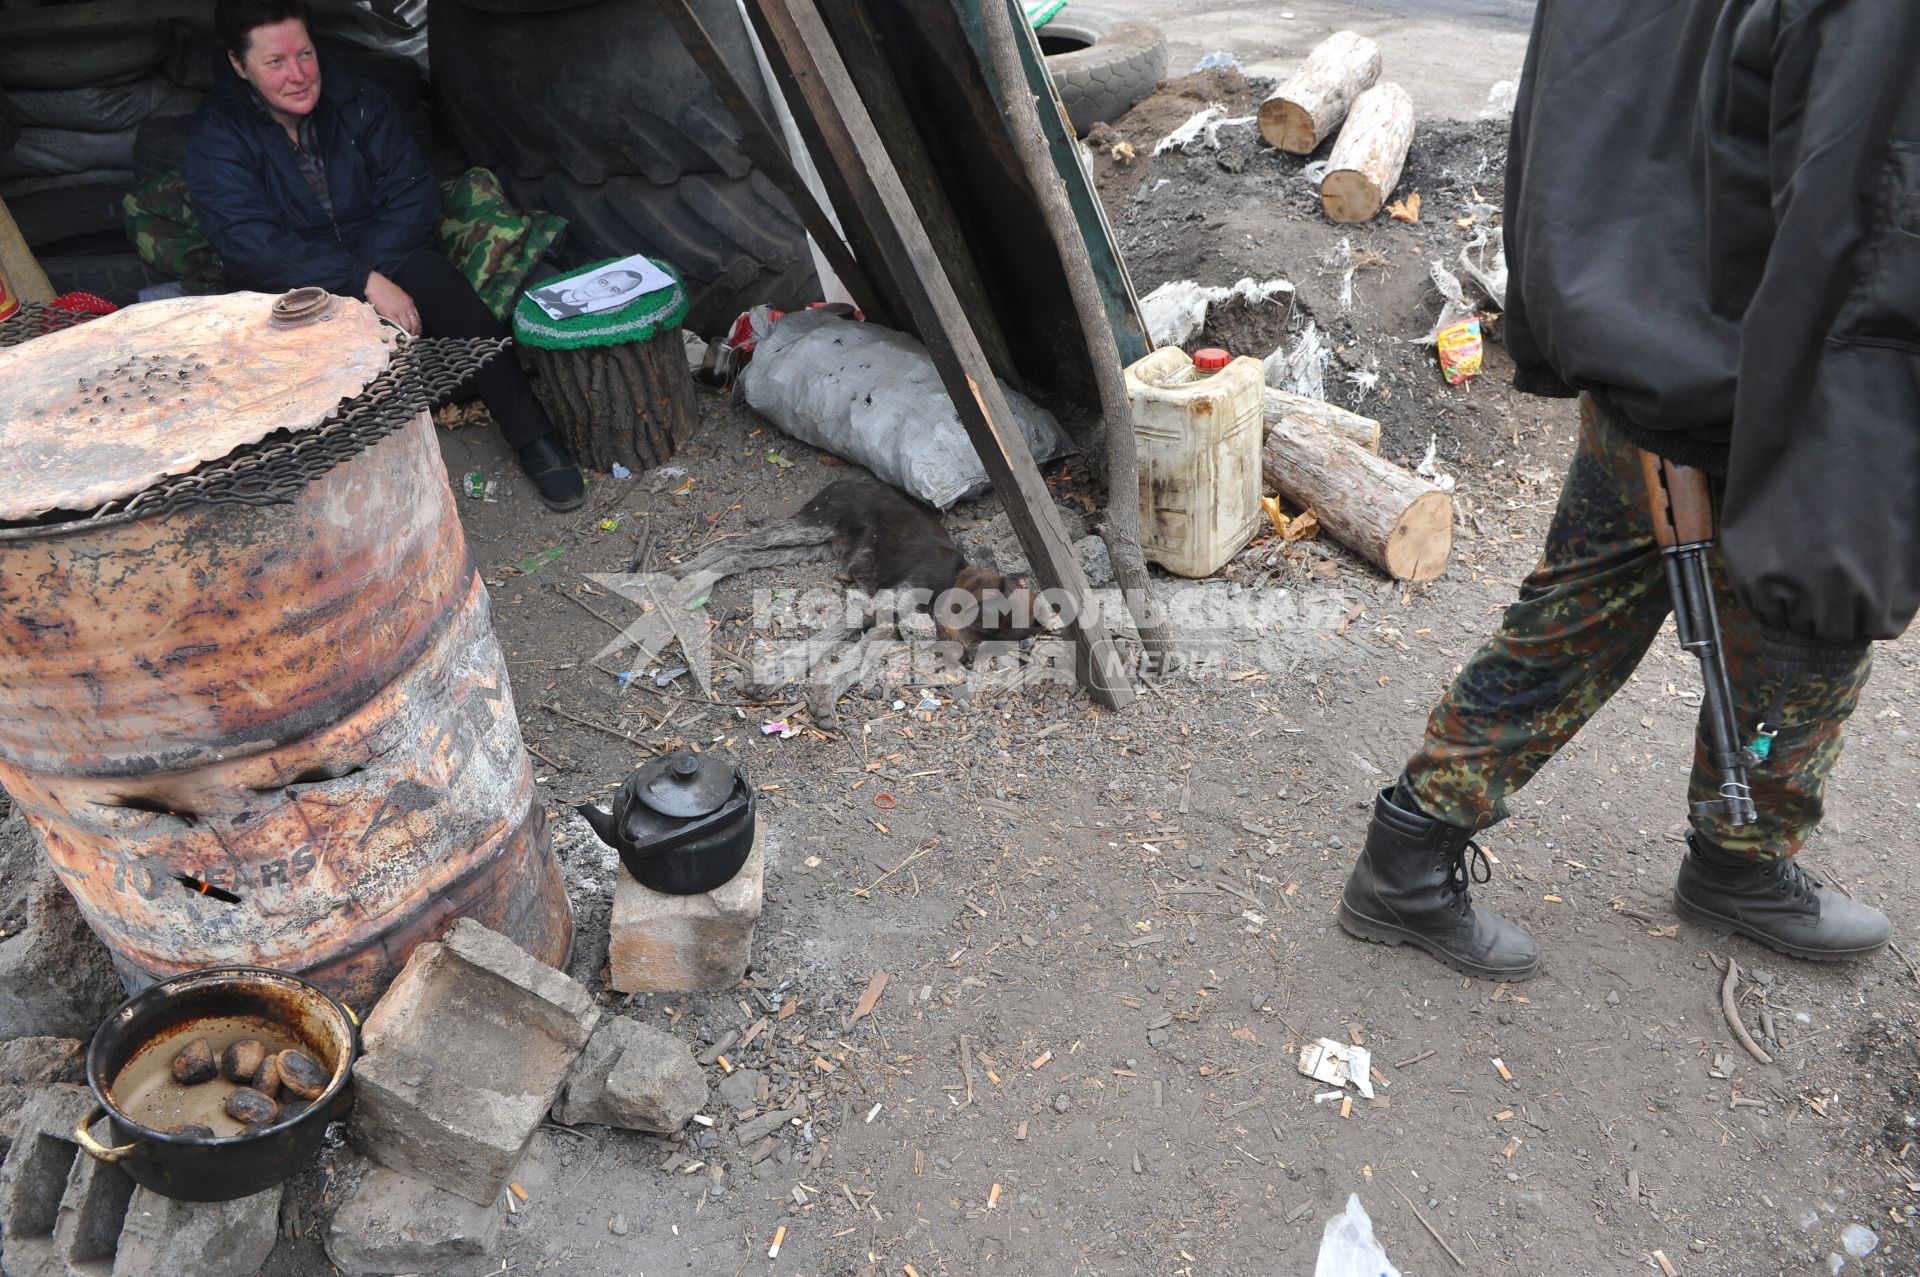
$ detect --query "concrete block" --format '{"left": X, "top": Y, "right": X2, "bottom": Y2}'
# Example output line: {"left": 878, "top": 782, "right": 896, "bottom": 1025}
{"left": 0, "top": 1085, "right": 96, "bottom": 1277}
{"left": 609, "top": 839, "right": 763, "bottom": 994}
{"left": 351, "top": 919, "right": 600, "bottom": 1206}
{"left": 0, "top": 821, "right": 125, "bottom": 1041}
{"left": 323, "top": 1166, "right": 501, "bottom": 1275}
{"left": 111, "top": 1184, "right": 282, "bottom": 1277}
{"left": 0, "top": 1040, "right": 87, "bottom": 1163}
{"left": 52, "top": 1119, "right": 137, "bottom": 1277}
{"left": 550, "top": 1017, "right": 707, "bottom": 1133}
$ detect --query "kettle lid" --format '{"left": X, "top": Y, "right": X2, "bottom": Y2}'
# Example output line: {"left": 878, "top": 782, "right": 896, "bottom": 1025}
{"left": 633, "top": 751, "right": 738, "bottom": 818}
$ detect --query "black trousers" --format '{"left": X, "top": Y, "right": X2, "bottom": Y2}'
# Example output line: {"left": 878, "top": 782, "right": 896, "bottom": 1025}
{"left": 390, "top": 247, "right": 554, "bottom": 452}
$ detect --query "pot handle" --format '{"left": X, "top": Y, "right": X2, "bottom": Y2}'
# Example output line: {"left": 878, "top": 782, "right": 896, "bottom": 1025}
{"left": 73, "top": 1108, "right": 143, "bottom": 1164}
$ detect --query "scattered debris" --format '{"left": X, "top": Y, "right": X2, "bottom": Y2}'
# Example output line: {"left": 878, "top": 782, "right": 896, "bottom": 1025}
{"left": 1315, "top": 1193, "right": 1401, "bottom": 1276}
{"left": 1716, "top": 955, "right": 1773, "bottom": 1065}
{"left": 1297, "top": 1038, "right": 1375, "bottom": 1099}
{"left": 1387, "top": 192, "right": 1422, "bottom": 222}
{"left": 1152, "top": 104, "right": 1258, "bottom": 156}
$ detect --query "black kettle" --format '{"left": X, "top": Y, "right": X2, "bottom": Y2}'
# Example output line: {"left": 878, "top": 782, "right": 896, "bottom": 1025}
{"left": 576, "top": 752, "right": 757, "bottom": 895}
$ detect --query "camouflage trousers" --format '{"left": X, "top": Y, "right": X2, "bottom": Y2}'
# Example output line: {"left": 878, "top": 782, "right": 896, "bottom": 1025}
{"left": 1404, "top": 395, "right": 1872, "bottom": 861}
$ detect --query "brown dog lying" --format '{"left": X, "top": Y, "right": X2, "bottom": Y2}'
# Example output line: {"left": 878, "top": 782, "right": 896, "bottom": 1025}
{"left": 674, "top": 479, "right": 1042, "bottom": 647}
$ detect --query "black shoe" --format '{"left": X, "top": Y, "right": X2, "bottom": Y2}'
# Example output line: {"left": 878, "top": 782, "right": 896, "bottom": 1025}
{"left": 1673, "top": 836, "right": 1890, "bottom": 961}
{"left": 516, "top": 436, "right": 586, "bottom": 512}
{"left": 1337, "top": 782, "right": 1539, "bottom": 980}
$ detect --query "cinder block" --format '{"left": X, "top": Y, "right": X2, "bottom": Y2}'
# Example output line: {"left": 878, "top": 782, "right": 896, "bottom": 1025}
{"left": 0, "top": 837, "right": 126, "bottom": 1041}
{"left": 0, "top": 1085, "right": 105, "bottom": 1277}
{"left": 609, "top": 838, "right": 764, "bottom": 994}
{"left": 52, "top": 1117, "right": 137, "bottom": 1277}
{"left": 0, "top": 1040, "right": 86, "bottom": 1164}
{"left": 323, "top": 1165, "right": 501, "bottom": 1275}
{"left": 110, "top": 1184, "right": 283, "bottom": 1277}
{"left": 350, "top": 919, "right": 599, "bottom": 1206}
{"left": 550, "top": 1016, "right": 707, "bottom": 1133}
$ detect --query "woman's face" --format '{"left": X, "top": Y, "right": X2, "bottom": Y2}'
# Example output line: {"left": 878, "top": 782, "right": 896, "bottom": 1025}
{"left": 232, "top": 18, "right": 321, "bottom": 120}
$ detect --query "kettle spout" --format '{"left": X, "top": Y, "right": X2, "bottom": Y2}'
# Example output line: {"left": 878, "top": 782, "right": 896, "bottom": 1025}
{"left": 574, "top": 802, "right": 622, "bottom": 849}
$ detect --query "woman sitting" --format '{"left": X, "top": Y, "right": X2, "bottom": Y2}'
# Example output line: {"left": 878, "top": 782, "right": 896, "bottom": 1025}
{"left": 185, "top": 0, "right": 585, "bottom": 511}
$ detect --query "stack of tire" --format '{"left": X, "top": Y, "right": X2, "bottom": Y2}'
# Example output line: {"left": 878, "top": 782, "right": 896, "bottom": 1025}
{"left": 431, "top": 0, "right": 819, "bottom": 337}
{"left": 0, "top": 8, "right": 431, "bottom": 305}
{"left": 0, "top": 20, "right": 196, "bottom": 302}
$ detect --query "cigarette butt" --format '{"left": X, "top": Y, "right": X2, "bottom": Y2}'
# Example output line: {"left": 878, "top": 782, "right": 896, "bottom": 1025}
{"left": 692, "top": 1113, "right": 716, "bottom": 1126}
{"left": 768, "top": 1224, "right": 786, "bottom": 1258}
{"left": 718, "top": 1054, "right": 733, "bottom": 1072}
{"left": 1015, "top": 1121, "right": 1028, "bottom": 1141}
{"left": 1493, "top": 1057, "right": 1513, "bottom": 1081}
{"left": 988, "top": 1182, "right": 1002, "bottom": 1209}
{"left": 986, "top": 1069, "right": 1002, "bottom": 1085}
{"left": 1339, "top": 1096, "right": 1353, "bottom": 1119}
{"left": 1544, "top": 893, "right": 1564, "bottom": 903}
{"left": 1495, "top": 1109, "right": 1515, "bottom": 1121}
{"left": 864, "top": 1102, "right": 882, "bottom": 1123}
{"left": 1369, "top": 1066, "right": 1389, "bottom": 1088}
{"left": 1503, "top": 1137, "right": 1522, "bottom": 1159}
{"left": 1031, "top": 1051, "right": 1052, "bottom": 1069}
{"left": 504, "top": 1194, "right": 516, "bottom": 1215}
{"left": 509, "top": 1182, "right": 528, "bottom": 1202}
{"left": 1652, "top": 1249, "right": 1676, "bottom": 1277}
{"left": 904, "top": 1266, "right": 923, "bottom": 1277}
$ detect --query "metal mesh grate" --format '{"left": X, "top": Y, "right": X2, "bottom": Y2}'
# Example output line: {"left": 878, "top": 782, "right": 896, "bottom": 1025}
{"left": 96, "top": 336, "right": 508, "bottom": 521}
{"left": 0, "top": 302, "right": 103, "bottom": 348}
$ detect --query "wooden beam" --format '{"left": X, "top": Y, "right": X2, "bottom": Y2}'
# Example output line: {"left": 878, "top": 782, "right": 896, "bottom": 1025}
{"left": 652, "top": 0, "right": 893, "bottom": 326}
{"left": 744, "top": 0, "right": 1134, "bottom": 709}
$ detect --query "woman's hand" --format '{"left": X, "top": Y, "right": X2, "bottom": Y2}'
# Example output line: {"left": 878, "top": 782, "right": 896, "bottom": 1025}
{"left": 365, "top": 270, "right": 421, "bottom": 336}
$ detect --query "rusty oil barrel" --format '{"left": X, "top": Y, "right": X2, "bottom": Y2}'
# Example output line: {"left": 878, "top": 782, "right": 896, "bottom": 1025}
{"left": 0, "top": 292, "right": 572, "bottom": 1008}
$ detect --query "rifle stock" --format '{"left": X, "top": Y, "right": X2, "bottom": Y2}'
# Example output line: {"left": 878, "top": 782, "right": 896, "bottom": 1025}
{"left": 1639, "top": 449, "right": 1757, "bottom": 827}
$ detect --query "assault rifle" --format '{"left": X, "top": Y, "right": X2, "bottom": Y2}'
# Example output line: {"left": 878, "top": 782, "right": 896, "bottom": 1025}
{"left": 1638, "top": 451, "right": 1765, "bottom": 826}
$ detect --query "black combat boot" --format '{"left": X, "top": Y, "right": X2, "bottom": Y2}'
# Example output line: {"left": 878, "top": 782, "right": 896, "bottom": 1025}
{"left": 1673, "top": 835, "right": 1890, "bottom": 960}
{"left": 1338, "top": 781, "right": 1539, "bottom": 980}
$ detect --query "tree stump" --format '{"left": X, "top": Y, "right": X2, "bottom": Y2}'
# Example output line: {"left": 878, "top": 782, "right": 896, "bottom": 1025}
{"left": 1263, "top": 409, "right": 1451, "bottom": 581}
{"left": 1320, "top": 82, "right": 1416, "bottom": 224}
{"left": 1258, "top": 31, "right": 1381, "bottom": 155}
{"left": 526, "top": 332, "right": 697, "bottom": 474}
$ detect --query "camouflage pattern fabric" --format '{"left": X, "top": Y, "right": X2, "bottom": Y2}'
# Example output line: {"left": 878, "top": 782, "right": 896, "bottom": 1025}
{"left": 121, "top": 166, "right": 564, "bottom": 317}
{"left": 434, "top": 167, "right": 567, "bottom": 324}
{"left": 1404, "top": 394, "right": 1872, "bottom": 862}
{"left": 121, "top": 170, "right": 228, "bottom": 292}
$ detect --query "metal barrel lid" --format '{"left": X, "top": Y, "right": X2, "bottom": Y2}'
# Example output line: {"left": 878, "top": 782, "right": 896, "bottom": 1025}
{"left": 0, "top": 290, "right": 394, "bottom": 524}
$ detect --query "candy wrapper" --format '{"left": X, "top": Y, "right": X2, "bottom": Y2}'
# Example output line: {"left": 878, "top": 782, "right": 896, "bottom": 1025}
{"left": 1436, "top": 316, "right": 1483, "bottom": 385}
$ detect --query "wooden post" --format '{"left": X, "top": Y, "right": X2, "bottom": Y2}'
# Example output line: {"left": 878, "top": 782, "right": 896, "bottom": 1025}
{"left": 1320, "top": 81, "right": 1415, "bottom": 224}
{"left": 1257, "top": 31, "right": 1381, "bottom": 155}
{"left": 1263, "top": 387, "right": 1380, "bottom": 454}
{"left": 1263, "top": 411, "right": 1452, "bottom": 581}
{"left": 744, "top": 0, "right": 1133, "bottom": 709}
{"left": 652, "top": 0, "right": 891, "bottom": 325}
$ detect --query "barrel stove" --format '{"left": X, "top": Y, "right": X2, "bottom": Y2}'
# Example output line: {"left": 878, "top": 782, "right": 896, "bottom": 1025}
{"left": 0, "top": 291, "right": 572, "bottom": 1008}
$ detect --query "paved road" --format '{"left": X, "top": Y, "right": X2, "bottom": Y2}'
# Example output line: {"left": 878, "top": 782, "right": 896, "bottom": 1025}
{"left": 1083, "top": 0, "right": 1535, "bottom": 120}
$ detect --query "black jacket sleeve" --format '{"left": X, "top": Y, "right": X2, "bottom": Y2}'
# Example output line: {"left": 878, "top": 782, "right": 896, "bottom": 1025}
{"left": 341, "top": 85, "right": 440, "bottom": 280}
{"left": 1716, "top": 0, "right": 1920, "bottom": 644}
{"left": 184, "top": 107, "right": 365, "bottom": 296}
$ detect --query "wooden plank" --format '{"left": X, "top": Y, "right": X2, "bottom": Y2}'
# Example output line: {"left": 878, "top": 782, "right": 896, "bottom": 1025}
{"left": 745, "top": 0, "right": 1133, "bottom": 708}
{"left": 653, "top": 0, "right": 893, "bottom": 326}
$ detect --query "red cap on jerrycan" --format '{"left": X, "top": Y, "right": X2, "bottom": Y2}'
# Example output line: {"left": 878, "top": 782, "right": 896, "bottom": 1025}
{"left": 1192, "top": 347, "right": 1231, "bottom": 372}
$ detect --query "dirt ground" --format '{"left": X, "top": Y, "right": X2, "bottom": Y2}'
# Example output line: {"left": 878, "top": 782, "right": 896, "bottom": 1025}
{"left": 0, "top": 37, "right": 1882, "bottom": 1277}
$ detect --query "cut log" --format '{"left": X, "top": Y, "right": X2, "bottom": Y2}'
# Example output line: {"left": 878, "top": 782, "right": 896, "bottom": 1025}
{"left": 1320, "top": 81, "right": 1415, "bottom": 224}
{"left": 526, "top": 330, "right": 698, "bottom": 474}
{"left": 1263, "top": 412, "right": 1451, "bottom": 581}
{"left": 1263, "top": 387, "right": 1379, "bottom": 454}
{"left": 1258, "top": 31, "right": 1381, "bottom": 155}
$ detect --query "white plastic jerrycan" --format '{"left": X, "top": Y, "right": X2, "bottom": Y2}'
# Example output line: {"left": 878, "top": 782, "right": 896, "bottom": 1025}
{"left": 1125, "top": 345, "right": 1265, "bottom": 578}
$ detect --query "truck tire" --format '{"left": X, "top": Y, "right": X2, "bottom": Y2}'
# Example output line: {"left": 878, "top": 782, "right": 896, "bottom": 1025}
{"left": 433, "top": 0, "right": 816, "bottom": 334}
{"left": 1040, "top": 10, "right": 1167, "bottom": 134}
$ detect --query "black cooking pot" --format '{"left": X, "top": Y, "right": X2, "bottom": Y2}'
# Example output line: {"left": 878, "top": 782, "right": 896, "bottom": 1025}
{"left": 79, "top": 966, "right": 358, "bottom": 1202}
{"left": 576, "top": 751, "right": 756, "bottom": 894}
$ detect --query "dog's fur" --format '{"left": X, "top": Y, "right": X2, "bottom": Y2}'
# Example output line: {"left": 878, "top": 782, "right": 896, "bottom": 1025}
{"left": 674, "top": 479, "right": 1042, "bottom": 647}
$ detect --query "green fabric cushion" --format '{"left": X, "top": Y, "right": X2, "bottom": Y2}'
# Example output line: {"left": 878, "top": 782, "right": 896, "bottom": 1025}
{"left": 511, "top": 256, "right": 688, "bottom": 351}
{"left": 434, "top": 167, "right": 569, "bottom": 323}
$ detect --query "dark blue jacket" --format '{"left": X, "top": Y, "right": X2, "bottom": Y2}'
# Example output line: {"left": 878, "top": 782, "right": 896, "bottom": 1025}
{"left": 184, "top": 59, "right": 438, "bottom": 297}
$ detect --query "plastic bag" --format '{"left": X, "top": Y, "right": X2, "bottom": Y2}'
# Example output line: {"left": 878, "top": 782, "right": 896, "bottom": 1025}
{"left": 1313, "top": 1194, "right": 1401, "bottom": 1277}
{"left": 741, "top": 309, "right": 1073, "bottom": 509}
